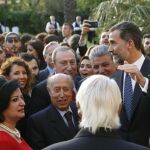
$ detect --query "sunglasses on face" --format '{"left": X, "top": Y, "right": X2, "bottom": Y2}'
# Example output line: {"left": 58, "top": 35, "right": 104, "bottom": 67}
{"left": 6, "top": 37, "right": 20, "bottom": 43}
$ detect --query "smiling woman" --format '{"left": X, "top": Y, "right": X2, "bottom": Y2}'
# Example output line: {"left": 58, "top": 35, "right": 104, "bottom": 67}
{"left": 0, "top": 56, "right": 32, "bottom": 139}
{"left": 0, "top": 57, "right": 31, "bottom": 94}
{"left": 79, "top": 56, "right": 93, "bottom": 78}
{"left": 0, "top": 78, "right": 32, "bottom": 150}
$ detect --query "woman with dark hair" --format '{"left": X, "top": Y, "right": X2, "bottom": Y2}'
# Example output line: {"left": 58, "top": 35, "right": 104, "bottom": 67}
{"left": 0, "top": 78, "right": 32, "bottom": 149}
{"left": 27, "top": 39, "right": 46, "bottom": 70}
{"left": 0, "top": 57, "right": 32, "bottom": 138}
{"left": 79, "top": 56, "right": 93, "bottom": 78}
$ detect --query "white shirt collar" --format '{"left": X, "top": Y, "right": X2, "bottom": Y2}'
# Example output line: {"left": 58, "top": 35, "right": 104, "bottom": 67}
{"left": 133, "top": 54, "right": 145, "bottom": 71}
{"left": 56, "top": 106, "right": 72, "bottom": 118}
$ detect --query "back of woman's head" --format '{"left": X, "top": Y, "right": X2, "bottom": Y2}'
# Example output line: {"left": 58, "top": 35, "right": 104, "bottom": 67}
{"left": 0, "top": 79, "right": 20, "bottom": 122}
{"left": 76, "top": 75, "right": 121, "bottom": 134}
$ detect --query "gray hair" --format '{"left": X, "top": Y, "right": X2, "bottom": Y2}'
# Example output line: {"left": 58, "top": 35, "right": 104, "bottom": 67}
{"left": 51, "top": 46, "right": 76, "bottom": 63}
{"left": 76, "top": 75, "right": 121, "bottom": 134}
{"left": 47, "top": 73, "right": 74, "bottom": 91}
{"left": 89, "top": 44, "right": 112, "bottom": 60}
{"left": 43, "top": 41, "right": 59, "bottom": 56}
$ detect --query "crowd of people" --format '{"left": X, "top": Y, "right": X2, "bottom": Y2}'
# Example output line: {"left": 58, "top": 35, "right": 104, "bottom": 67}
{"left": 0, "top": 15, "right": 150, "bottom": 150}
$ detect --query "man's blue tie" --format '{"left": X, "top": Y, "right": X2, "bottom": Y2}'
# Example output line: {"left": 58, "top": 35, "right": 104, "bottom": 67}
{"left": 124, "top": 73, "right": 133, "bottom": 121}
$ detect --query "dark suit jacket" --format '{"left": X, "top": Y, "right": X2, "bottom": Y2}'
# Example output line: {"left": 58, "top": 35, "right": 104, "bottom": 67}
{"left": 29, "top": 75, "right": 82, "bottom": 115}
{"left": 38, "top": 67, "right": 50, "bottom": 82}
{"left": 26, "top": 104, "right": 79, "bottom": 150}
{"left": 111, "top": 58, "right": 150, "bottom": 146}
{"left": 29, "top": 79, "right": 51, "bottom": 115}
{"left": 43, "top": 128, "right": 150, "bottom": 150}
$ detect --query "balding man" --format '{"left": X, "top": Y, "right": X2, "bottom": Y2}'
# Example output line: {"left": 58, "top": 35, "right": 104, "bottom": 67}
{"left": 26, "top": 74, "right": 79, "bottom": 150}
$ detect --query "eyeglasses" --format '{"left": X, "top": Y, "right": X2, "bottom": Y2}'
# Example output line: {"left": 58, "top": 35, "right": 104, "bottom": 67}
{"left": 6, "top": 37, "right": 20, "bottom": 43}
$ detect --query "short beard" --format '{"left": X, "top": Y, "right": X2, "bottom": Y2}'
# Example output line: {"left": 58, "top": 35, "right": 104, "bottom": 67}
{"left": 113, "top": 55, "right": 124, "bottom": 65}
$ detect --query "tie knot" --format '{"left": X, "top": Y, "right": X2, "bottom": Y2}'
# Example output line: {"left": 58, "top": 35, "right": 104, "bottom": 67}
{"left": 126, "top": 73, "right": 130, "bottom": 78}
{"left": 64, "top": 111, "right": 72, "bottom": 120}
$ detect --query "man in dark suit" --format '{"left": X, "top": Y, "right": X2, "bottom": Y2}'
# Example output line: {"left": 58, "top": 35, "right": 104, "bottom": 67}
{"left": 26, "top": 74, "right": 79, "bottom": 150}
{"left": 29, "top": 46, "right": 82, "bottom": 115}
{"left": 109, "top": 21, "right": 150, "bottom": 146}
{"left": 43, "top": 75, "right": 149, "bottom": 150}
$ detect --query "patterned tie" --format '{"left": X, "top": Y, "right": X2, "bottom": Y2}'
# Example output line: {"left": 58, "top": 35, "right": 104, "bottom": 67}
{"left": 124, "top": 73, "right": 133, "bottom": 121}
{"left": 64, "top": 111, "right": 74, "bottom": 129}
{"left": 72, "top": 90, "right": 76, "bottom": 101}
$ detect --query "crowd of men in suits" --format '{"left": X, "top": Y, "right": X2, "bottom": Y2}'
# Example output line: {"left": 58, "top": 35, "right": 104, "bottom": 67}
{"left": 0, "top": 16, "right": 150, "bottom": 150}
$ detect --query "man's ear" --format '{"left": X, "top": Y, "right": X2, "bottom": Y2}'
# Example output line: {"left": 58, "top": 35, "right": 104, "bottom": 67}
{"left": 51, "top": 62, "right": 54, "bottom": 68}
{"left": 52, "top": 62, "right": 56, "bottom": 70}
{"left": 127, "top": 39, "right": 134, "bottom": 49}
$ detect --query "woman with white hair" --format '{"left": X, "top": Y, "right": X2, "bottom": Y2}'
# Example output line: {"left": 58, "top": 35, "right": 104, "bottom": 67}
{"left": 43, "top": 75, "right": 149, "bottom": 150}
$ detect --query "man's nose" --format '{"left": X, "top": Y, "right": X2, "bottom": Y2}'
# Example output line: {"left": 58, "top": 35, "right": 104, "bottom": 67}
{"left": 60, "top": 89, "right": 64, "bottom": 97}
{"left": 67, "top": 62, "right": 72, "bottom": 70}
{"left": 99, "top": 66, "right": 104, "bottom": 74}
{"left": 108, "top": 45, "right": 113, "bottom": 52}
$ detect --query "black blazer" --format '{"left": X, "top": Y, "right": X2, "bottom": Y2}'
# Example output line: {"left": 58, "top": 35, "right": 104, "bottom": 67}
{"left": 43, "top": 128, "right": 150, "bottom": 150}
{"left": 29, "top": 79, "right": 51, "bottom": 115}
{"left": 26, "top": 104, "right": 79, "bottom": 150}
{"left": 29, "top": 75, "right": 82, "bottom": 115}
{"left": 111, "top": 58, "right": 150, "bottom": 146}
{"left": 38, "top": 67, "right": 50, "bottom": 82}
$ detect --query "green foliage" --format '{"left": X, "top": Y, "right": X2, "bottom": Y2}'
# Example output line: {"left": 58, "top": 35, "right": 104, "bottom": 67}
{"left": 77, "top": 0, "right": 104, "bottom": 19}
{"left": 0, "top": 7, "right": 49, "bottom": 34}
{"left": 0, "top": 0, "right": 64, "bottom": 34}
{"left": 91, "top": 0, "right": 150, "bottom": 34}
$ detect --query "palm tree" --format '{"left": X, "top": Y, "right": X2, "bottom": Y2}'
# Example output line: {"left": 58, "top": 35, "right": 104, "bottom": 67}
{"left": 91, "top": 0, "right": 150, "bottom": 33}
{"left": 63, "top": 0, "right": 76, "bottom": 23}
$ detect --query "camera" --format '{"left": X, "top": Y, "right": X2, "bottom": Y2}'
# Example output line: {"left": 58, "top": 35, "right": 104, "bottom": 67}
{"left": 83, "top": 20, "right": 98, "bottom": 28}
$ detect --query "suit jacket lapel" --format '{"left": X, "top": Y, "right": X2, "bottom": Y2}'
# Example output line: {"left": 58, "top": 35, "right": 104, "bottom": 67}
{"left": 130, "top": 58, "right": 150, "bottom": 121}
{"left": 49, "top": 106, "right": 73, "bottom": 139}
{"left": 111, "top": 70, "right": 124, "bottom": 98}
{"left": 49, "top": 105, "right": 78, "bottom": 139}
{"left": 131, "top": 83, "right": 141, "bottom": 120}
{"left": 112, "top": 70, "right": 129, "bottom": 122}
{"left": 70, "top": 102, "right": 79, "bottom": 128}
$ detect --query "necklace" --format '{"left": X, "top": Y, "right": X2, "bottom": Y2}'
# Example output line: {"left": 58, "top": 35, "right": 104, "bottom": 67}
{"left": 0, "top": 123, "right": 21, "bottom": 139}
